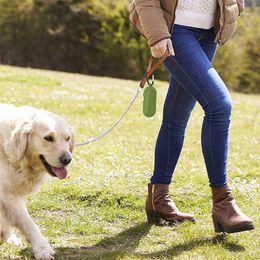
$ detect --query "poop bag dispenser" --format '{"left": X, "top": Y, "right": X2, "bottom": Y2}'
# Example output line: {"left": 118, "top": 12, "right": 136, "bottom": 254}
{"left": 143, "top": 75, "right": 157, "bottom": 117}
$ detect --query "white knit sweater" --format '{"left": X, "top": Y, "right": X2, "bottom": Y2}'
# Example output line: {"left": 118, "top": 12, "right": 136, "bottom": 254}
{"left": 175, "top": 0, "right": 218, "bottom": 29}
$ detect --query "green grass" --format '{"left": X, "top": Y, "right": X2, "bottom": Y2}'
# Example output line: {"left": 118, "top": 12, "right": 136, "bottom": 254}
{"left": 0, "top": 65, "right": 259, "bottom": 259}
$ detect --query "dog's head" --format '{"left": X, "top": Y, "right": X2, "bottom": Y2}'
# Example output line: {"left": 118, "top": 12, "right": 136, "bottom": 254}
{"left": 7, "top": 110, "right": 75, "bottom": 179}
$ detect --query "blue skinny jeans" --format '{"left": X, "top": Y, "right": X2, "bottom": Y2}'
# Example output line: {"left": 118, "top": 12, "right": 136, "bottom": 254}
{"left": 151, "top": 25, "right": 232, "bottom": 187}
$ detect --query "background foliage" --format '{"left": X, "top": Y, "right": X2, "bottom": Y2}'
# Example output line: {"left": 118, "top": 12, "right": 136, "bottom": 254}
{"left": 0, "top": 0, "right": 259, "bottom": 93}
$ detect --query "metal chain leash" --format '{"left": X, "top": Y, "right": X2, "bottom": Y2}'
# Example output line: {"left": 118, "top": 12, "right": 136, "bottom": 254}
{"left": 75, "top": 51, "right": 169, "bottom": 148}
{"left": 75, "top": 86, "right": 143, "bottom": 147}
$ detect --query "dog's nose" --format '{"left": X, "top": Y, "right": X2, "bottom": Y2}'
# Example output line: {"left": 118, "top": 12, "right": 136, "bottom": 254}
{"left": 60, "top": 153, "right": 72, "bottom": 166}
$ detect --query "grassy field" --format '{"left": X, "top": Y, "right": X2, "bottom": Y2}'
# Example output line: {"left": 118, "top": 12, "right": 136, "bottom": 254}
{"left": 0, "top": 65, "right": 259, "bottom": 259}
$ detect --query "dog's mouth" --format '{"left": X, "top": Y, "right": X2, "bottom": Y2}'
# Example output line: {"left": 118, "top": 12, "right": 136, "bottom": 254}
{"left": 39, "top": 155, "right": 68, "bottom": 180}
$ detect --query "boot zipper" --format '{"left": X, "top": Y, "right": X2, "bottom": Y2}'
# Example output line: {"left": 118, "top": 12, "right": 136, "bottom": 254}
{"left": 151, "top": 184, "right": 156, "bottom": 211}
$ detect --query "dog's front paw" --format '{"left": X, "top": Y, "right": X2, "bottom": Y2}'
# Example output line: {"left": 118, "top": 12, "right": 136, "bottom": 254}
{"left": 33, "top": 241, "right": 55, "bottom": 260}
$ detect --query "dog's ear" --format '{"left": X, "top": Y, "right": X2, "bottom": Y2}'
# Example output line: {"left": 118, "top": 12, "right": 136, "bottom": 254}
{"left": 5, "top": 121, "right": 32, "bottom": 162}
{"left": 69, "top": 128, "right": 75, "bottom": 153}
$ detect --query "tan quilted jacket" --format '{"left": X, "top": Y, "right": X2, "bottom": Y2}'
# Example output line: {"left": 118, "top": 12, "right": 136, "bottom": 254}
{"left": 129, "top": 0, "right": 244, "bottom": 46}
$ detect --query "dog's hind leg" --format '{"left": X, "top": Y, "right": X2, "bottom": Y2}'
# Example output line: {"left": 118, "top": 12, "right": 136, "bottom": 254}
{"left": 0, "top": 205, "right": 10, "bottom": 241}
{"left": 0, "top": 202, "right": 10, "bottom": 241}
{"left": 1, "top": 226, "right": 22, "bottom": 246}
{"left": 0, "top": 221, "right": 12, "bottom": 241}
{"left": 0, "top": 202, "right": 22, "bottom": 246}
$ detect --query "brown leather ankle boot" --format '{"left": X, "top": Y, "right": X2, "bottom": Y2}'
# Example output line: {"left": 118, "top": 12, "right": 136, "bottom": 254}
{"left": 145, "top": 183, "right": 195, "bottom": 225}
{"left": 212, "top": 185, "right": 255, "bottom": 233}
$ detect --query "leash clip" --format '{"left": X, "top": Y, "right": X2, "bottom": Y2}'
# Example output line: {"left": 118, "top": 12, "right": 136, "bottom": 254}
{"left": 146, "top": 73, "right": 154, "bottom": 86}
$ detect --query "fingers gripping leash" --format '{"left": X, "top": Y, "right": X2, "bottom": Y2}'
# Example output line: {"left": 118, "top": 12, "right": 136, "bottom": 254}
{"left": 76, "top": 50, "right": 170, "bottom": 147}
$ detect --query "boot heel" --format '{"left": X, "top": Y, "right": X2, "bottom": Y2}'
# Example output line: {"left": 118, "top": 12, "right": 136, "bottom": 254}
{"left": 212, "top": 217, "right": 224, "bottom": 233}
{"left": 146, "top": 210, "right": 162, "bottom": 225}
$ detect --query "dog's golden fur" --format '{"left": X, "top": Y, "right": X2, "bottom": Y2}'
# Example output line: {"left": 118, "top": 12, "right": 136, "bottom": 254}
{"left": 0, "top": 104, "right": 74, "bottom": 260}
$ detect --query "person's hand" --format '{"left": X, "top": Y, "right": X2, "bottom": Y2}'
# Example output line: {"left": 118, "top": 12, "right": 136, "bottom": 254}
{"left": 150, "top": 38, "right": 175, "bottom": 58}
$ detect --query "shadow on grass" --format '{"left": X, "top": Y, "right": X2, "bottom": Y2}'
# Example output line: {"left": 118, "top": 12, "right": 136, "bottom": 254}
{"left": 19, "top": 222, "right": 151, "bottom": 259}
{"left": 54, "top": 222, "right": 151, "bottom": 259}
{"left": 139, "top": 234, "right": 245, "bottom": 259}
{"left": 19, "top": 225, "right": 245, "bottom": 259}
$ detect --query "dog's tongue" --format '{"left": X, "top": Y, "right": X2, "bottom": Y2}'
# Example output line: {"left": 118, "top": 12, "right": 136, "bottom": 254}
{"left": 51, "top": 167, "right": 68, "bottom": 179}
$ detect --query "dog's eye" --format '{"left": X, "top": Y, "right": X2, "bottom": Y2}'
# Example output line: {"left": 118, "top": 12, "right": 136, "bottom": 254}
{"left": 44, "top": 135, "right": 54, "bottom": 142}
{"left": 66, "top": 136, "right": 70, "bottom": 142}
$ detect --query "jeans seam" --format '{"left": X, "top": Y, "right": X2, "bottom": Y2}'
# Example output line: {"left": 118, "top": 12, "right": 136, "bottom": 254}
{"left": 208, "top": 118, "right": 216, "bottom": 186}
{"left": 165, "top": 82, "right": 180, "bottom": 180}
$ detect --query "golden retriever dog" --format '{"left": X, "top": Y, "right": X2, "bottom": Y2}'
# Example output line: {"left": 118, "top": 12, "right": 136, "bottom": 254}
{"left": 0, "top": 104, "right": 74, "bottom": 260}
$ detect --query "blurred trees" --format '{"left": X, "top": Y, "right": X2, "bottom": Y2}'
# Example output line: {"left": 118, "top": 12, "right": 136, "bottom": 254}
{"left": 214, "top": 9, "right": 260, "bottom": 93}
{"left": 0, "top": 0, "right": 259, "bottom": 93}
